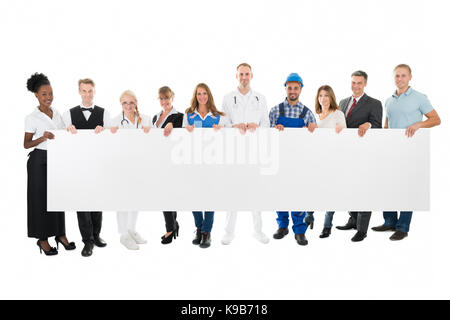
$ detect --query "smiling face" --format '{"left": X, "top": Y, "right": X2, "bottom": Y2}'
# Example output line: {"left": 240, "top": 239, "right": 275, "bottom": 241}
{"left": 351, "top": 76, "right": 367, "bottom": 97}
{"left": 318, "top": 90, "right": 331, "bottom": 110}
{"left": 236, "top": 65, "right": 253, "bottom": 89}
{"left": 79, "top": 83, "right": 95, "bottom": 106}
{"left": 285, "top": 82, "right": 302, "bottom": 102}
{"left": 159, "top": 94, "right": 173, "bottom": 111}
{"left": 35, "top": 84, "right": 53, "bottom": 108}
{"left": 196, "top": 87, "right": 209, "bottom": 106}
{"left": 394, "top": 67, "right": 412, "bottom": 92}
{"left": 120, "top": 94, "right": 137, "bottom": 114}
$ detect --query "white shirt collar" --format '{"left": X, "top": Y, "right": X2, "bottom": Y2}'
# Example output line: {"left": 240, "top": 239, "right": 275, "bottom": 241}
{"left": 194, "top": 110, "right": 214, "bottom": 120}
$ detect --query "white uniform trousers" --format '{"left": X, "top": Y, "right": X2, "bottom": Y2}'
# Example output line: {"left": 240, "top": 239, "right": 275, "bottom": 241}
{"left": 224, "top": 211, "right": 263, "bottom": 234}
{"left": 117, "top": 211, "right": 138, "bottom": 235}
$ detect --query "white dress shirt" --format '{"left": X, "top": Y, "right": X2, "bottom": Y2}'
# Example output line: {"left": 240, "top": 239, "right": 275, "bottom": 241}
{"left": 222, "top": 89, "right": 270, "bottom": 127}
{"left": 24, "top": 106, "right": 65, "bottom": 150}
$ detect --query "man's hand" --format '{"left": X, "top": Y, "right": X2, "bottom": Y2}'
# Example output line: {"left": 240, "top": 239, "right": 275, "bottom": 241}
{"left": 358, "top": 122, "right": 371, "bottom": 137}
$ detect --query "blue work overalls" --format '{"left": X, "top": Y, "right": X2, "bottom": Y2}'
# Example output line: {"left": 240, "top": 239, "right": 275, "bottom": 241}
{"left": 275, "top": 102, "right": 309, "bottom": 235}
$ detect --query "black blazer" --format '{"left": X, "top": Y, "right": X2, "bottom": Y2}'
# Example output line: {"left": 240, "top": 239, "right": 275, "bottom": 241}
{"left": 339, "top": 94, "right": 382, "bottom": 129}
{"left": 152, "top": 112, "right": 184, "bottom": 128}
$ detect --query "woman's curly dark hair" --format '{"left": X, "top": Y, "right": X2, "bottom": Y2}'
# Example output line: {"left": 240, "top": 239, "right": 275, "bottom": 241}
{"left": 26, "top": 73, "right": 50, "bottom": 93}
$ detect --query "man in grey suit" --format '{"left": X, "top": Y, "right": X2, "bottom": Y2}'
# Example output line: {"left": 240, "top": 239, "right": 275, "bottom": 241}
{"left": 336, "top": 70, "right": 383, "bottom": 242}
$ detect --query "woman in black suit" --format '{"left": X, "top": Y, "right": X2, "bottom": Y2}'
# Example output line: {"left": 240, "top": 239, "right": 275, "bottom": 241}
{"left": 24, "top": 73, "right": 76, "bottom": 255}
{"left": 152, "top": 86, "right": 184, "bottom": 244}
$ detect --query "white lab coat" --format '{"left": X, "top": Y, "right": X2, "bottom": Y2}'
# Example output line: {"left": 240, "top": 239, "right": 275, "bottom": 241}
{"left": 110, "top": 112, "right": 150, "bottom": 235}
{"left": 222, "top": 89, "right": 270, "bottom": 127}
{"left": 221, "top": 89, "right": 269, "bottom": 236}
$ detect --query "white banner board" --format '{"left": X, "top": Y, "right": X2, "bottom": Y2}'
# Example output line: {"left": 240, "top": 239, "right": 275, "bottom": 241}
{"left": 47, "top": 129, "right": 429, "bottom": 211}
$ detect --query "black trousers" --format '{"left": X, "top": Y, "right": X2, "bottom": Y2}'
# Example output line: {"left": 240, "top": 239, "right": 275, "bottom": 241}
{"left": 163, "top": 211, "right": 178, "bottom": 232}
{"left": 27, "top": 149, "right": 65, "bottom": 240}
{"left": 348, "top": 211, "right": 371, "bottom": 233}
{"left": 77, "top": 211, "right": 102, "bottom": 243}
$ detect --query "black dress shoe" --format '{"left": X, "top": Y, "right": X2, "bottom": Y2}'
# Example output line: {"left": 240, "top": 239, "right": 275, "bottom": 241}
{"left": 351, "top": 231, "right": 367, "bottom": 242}
{"left": 199, "top": 232, "right": 211, "bottom": 248}
{"left": 81, "top": 242, "right": 94, "bottom": 257}
{"left": 319, "top": 227, "right": 331, "bottom": 238}
{"left": 93, "top": 236, "right": 107, "bottom": 248}
{"left": 273, "top": 228, "right": 289, "bottom": 239}
{"left": 390, "top": 230, "right": 408, "bottom": 241}
{"left": 336, "top": 223, "right": 357, "bottom": 230}
{"left": 192, "top": 229, "right": 202, "bottom": 245}
{"left": 295, "top": 234, "right": 308, "bottom": 246}
{"left": 372, "top": 225, "right": 396, "bottom": 232}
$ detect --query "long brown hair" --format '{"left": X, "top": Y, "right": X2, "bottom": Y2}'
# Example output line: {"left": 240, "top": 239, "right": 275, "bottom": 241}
{"left": 185, "top": 83, "right": 224, "bottom": 116}
{"left": 315, "top": 85, "right": 339, "bottom": 114}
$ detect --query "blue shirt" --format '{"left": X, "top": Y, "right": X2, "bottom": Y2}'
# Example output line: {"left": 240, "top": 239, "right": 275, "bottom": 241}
{"left": 385, "top": 87, "right": 434, "bottom": 129}
{"left": 269, "top": 99, "right": 316, "bottom": 127}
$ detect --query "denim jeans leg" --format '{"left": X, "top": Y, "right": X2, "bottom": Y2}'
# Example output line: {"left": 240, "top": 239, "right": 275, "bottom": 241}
{"left": 383, "top": 211, "right": 398, "bottom": 228}
{"left": 396, "top": 211, "right": 413, "bottom": 233}
{"left": 324, "top": 211, "right": 335, "bottom": 229}
{"left": 192, "top": 211, "right": 204, "bottom": 230}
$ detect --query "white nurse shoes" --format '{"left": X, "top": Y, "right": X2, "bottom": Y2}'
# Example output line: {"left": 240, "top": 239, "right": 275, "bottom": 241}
{"left": 253, "top": 232, "right": 270, "bottom": 244}
{"left": 120, "top": 234, "right": 139, "bottom": 250}
{"left": 128, "top": 231, "right": 147, "bottom": 244}
{"left": 221, "top": 233, "right": 235, "bottom": 245}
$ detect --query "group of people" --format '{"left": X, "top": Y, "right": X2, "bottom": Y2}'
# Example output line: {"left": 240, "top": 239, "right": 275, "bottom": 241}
{"left": 24, "top": 62, "right": 441, "bottom": 257}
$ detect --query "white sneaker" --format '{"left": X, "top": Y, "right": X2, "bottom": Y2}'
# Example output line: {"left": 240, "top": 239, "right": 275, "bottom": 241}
{"left": 253, "top": 232, "right": 270, "bottom": 244}
{"left": 128, "top": 231, "right": 147, "bottom": 244}
{"left": 221, "top": 233, "right": 235, "bottom": 245}
{"left": 120, "top": 234, "right": 139, "bottom": 250}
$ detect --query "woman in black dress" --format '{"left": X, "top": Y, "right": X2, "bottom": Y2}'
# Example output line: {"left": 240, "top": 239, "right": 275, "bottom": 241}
{"left": 24, "top": 73, "right": 75, "bottom": 255}
{"left": 152, "top": 86, "right": 184, "bottom": 244}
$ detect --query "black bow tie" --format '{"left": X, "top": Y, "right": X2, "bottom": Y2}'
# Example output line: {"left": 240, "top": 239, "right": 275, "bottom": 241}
{"left": 81, "top": 107, "right": 93, "bottom": 112}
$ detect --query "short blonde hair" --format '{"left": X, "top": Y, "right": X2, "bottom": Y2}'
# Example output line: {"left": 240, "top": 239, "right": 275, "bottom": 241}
{"left": 394, "top": 64, "right": 412, "bottom": 74}
{"left": 236, "top": 62, "right": 252, "bottom": 71}
{"left": 78, "top": 78, "right": 95, "bottom": 87}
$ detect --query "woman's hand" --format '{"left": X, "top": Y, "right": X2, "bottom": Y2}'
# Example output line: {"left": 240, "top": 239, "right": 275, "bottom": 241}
{"left": 308, "top": 123, "right": 318, "bottom": 133}
{"left": 213, "top": 124, "right": 223, "bottom": 131}
{"left": 66, "top": 125, "right": 77, "bottom": 134}
{"left": 42, "top": 131, "right": 55, "bottom": 140}
{"left": 94, "top": 126, "right": 105, "bottom": 134}
{"left": 335, "top": 125, "right": 344, "bottom": 134}
{"left": 164, "top": 123, "right": 173, "bottom": 137}
{"left": 186, "top": 124, "right": 195, "bottom": 132}
{"left": 110, "top": 126, "right": 119, "bottom": 134}
{"left": 142, "top": 126, "right": 151, "bottom": 134}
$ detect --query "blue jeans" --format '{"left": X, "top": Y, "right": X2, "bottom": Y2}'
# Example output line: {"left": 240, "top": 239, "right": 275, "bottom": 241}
{"left": 276, "top": 211, "right": 307, "bottom": 234}
{"left": 383, "top": 211, "right": 413, "bottom": 233}
{"left": 305, "top": 211, "right": 335, "bottom": 228}
{"left": 192, "top": 211, "right": 214, "bottom": 233}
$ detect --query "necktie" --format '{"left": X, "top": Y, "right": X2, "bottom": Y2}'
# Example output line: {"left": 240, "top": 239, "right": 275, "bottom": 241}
{"left": 346, "top": 98, "right": 357, "bottom": 118}
{"left": 81, "top": 107, "right": 93, "bottom": 112}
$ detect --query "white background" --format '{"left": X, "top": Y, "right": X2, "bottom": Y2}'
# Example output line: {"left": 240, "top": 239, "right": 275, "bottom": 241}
{"left": 0, "top": 0, "right": 449, "bottom": 299}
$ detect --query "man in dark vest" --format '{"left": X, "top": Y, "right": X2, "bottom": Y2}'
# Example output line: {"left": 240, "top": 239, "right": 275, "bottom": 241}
{"left": 63, "top": 78, "right": 109, "bottom": 257}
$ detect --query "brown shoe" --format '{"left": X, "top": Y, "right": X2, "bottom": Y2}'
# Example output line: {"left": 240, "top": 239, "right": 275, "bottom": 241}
{"left": 372, "top": 225, "right": 396, "bottom": 232}
{"left": 390, "top": 230, "right": 408, "bottom": 241}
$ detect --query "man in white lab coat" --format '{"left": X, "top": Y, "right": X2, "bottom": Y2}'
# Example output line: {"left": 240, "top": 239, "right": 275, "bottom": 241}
{"left": 221, "top": 62, "right": 270, "bottom": 245}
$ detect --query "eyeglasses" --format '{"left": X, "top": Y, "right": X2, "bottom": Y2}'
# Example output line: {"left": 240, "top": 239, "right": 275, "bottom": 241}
{"left": 121, "top": 101, "right": 136, "bottom": 107}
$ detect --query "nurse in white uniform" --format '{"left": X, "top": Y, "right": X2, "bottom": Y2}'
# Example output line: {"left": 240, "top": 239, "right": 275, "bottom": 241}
{"left": 221, "top": 63, "right": 270, "bottom": 245}
{"left": 109, "top": 90, "right": 151, "bottom": 250}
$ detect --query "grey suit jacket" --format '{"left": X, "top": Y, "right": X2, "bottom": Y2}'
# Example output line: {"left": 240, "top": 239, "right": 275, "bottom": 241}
{"left": 339, "top": 93, "right": 382, "bottom": 129}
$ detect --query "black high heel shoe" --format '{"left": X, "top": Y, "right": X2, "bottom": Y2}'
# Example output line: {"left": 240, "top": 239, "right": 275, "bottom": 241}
{"left": 37, "top": 240, "right": 58, "bottom": 256}
{"left": 55, "top": 236, "right": 76, "bottom": 251}
{"left": 161, "top": 224, "right": 179, "bottom": 244}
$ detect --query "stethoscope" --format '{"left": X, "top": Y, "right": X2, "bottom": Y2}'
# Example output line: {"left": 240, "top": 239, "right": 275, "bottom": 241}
{"left": 234, "top": 95, "right": 259, "bottom": 105}
{"left": 121, "top": 112, "right": 139, "bottom": 128}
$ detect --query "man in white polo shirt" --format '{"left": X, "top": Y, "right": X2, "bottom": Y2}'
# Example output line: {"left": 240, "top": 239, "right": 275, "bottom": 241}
{"left": 372, "top": 64, "right": 440, "bottom": 240}
{"left": 221, "top": 62, "right": 270, "bottom": 245}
